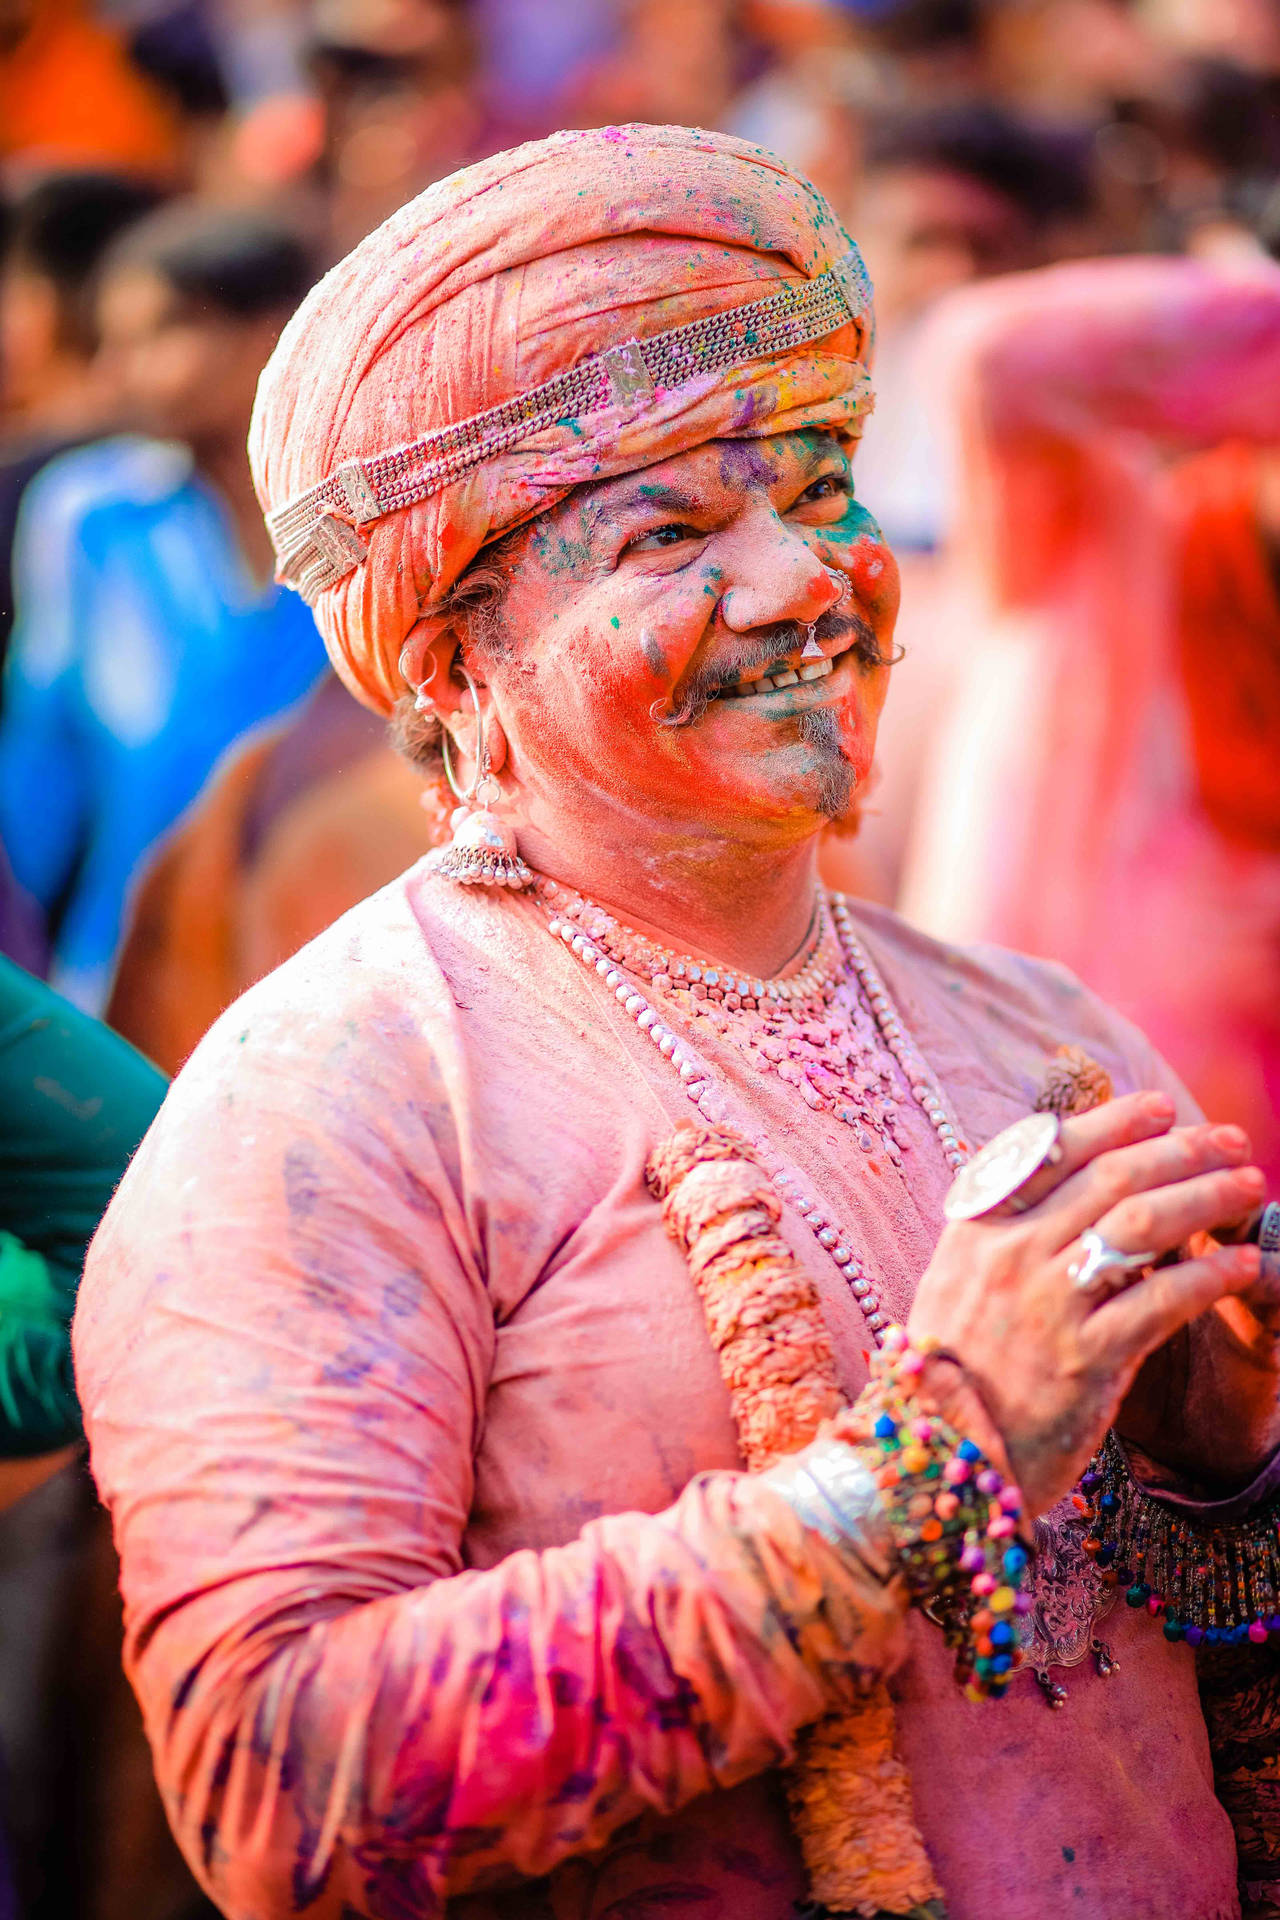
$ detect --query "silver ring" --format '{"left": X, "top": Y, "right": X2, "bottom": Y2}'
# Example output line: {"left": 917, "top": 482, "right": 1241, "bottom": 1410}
{"left": 1068, "top": 1227, "right": 1157, "bottom": 1298}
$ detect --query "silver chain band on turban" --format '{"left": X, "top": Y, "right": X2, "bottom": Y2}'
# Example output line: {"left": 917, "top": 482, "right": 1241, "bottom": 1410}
{"left": 267, "top": 246, "right": 874, "bottom": 604}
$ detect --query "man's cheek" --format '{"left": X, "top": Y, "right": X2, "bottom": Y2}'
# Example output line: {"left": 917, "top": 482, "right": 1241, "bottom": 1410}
{"left": 845, "top": 526, "right": 899, "bottom": 626}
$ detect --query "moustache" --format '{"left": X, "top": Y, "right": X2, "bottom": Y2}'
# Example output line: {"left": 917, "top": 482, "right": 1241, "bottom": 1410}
{"left": 657, "top": 608, "right": 892, "bottom": 730}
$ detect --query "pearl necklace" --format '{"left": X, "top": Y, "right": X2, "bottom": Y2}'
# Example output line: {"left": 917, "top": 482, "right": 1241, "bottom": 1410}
{"left": 536, "top": 877, "right": 840, "bottom": 1017}
{"left": 541, "top": 887, "right": 970, "bottom": 1346}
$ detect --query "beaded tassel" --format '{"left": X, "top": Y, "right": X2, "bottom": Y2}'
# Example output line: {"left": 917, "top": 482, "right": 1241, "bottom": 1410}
{"left": 1079, "top": 1432, "right": 1280, "bottom": 1648}
{"left": 647, "top": 1123, "right": 945, "bottom": 1920}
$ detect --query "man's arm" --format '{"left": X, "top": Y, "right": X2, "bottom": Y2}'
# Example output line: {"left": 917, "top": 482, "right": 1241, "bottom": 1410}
{"left": 74, "top": 1018, "right": 903, "bottom": 1919}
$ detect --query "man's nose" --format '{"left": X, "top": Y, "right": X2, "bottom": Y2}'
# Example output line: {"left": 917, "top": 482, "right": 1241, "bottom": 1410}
{"left": 718, "top": 514, "right": 841, "bottom": 633}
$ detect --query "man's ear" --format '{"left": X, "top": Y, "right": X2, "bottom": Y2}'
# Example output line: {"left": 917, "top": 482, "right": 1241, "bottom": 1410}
{"left": 398, "top": 618, "right": 507, "bottom": 778}
{"left": 397, "top": 616, "right": 460, "bottom": 716}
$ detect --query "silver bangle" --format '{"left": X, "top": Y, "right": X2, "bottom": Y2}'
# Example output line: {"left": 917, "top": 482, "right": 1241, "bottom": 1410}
{"left": 1256, "top": 1201, "right": 1280, "bottom": 1255}
{"left": 762, "top": 1433, "right": 896, "bottom": 1585}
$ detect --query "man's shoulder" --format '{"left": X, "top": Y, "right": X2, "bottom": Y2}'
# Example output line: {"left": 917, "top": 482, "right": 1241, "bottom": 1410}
{"left": 184, "top": 869, "right": 436, "bottom": 1084}
{"left": 848, "top": 897, "right": 1175, "bottom": 1097}
{"left": 21, "top": 435, "right": 193, "bottom": 525}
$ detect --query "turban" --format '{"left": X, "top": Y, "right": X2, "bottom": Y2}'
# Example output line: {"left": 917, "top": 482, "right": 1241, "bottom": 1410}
{"left": 250, "top": 124, "right": 875, "bottom": 715}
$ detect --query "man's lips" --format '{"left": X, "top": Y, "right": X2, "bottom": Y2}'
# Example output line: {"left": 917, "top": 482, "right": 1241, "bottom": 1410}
{"left": 710, "top": 632, "right": 855, "bottom": 702}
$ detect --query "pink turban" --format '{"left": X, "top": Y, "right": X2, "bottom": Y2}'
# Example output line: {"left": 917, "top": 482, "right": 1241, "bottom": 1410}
{"left": 250, "top": 124, "right": 875, "bottom": 715}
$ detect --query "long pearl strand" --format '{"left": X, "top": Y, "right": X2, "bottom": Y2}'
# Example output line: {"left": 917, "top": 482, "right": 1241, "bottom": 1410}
{"left": 543, "top": 889, "right": 970, "bottom": 1346}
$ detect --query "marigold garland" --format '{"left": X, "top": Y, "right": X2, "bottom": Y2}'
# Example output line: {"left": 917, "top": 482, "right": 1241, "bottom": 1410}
{"left": 647, "top": 1123, "right": 944, "bottom": 1920}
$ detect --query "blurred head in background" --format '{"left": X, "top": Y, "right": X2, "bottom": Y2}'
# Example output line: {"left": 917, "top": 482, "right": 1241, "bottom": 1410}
{"left": 307, "top": 0, "right": 480, "bottom": 252}
{"left": 854, "top": 102, "right": 1096, "bottom": 326}
{"left": 93, "top": 202, "right": 313, "bottom": 463}
{"left": 0, "top": 169, "right": 162, "bottom": 431}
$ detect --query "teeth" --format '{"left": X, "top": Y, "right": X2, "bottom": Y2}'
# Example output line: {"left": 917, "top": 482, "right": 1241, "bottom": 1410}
{"left": 718, "top": 652, "right": 838, "bottom": 697}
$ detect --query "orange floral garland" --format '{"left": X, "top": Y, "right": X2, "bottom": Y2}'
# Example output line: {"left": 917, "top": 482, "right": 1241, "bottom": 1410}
{"left": 647, "top": 1123, "right": 943, "bottom": 1919}
{"left": 647, "top": 1049, "right": 1115, "bottom": 1916}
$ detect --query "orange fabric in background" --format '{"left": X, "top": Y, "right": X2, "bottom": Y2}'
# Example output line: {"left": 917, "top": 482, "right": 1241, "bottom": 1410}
{"left": 1173, "top": 441, "right": 1280, "bottom": 849}
{"left": 0, "top": 0, "right": 179, "bottom": 174}
{"left": 108, "top": 683, "right": 434, "bottom": 1075}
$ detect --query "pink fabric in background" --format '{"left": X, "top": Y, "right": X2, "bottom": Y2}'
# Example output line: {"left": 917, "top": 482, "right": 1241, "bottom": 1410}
{"left": 74, "top": 875, "right": 1240, "bottom": 1919}
{"left": 248, "top": 124, "right": 873, "bottom": 714}
{"left": 898, "top": 257, "right": 1280, "bottom": 1188}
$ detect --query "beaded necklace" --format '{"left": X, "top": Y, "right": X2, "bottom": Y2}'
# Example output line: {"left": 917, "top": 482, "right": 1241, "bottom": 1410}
{"left": 537, "top": 883, "right": 970, "bottom": 1348}
{"left": 539, "top": 881, "right": 923, "bottom": 1168}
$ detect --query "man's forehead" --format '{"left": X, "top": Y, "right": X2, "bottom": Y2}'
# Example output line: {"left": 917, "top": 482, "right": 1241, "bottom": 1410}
{"left": 571, "top": 429, "right": 846, "bottom": 530}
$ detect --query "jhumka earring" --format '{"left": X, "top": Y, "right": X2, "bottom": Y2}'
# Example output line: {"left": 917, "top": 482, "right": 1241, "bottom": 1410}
{"left": 426, "top": 667, "right": 532, "bottom": 890}
{"left": 801, "top": 566, "right": 851, "bottom": 659}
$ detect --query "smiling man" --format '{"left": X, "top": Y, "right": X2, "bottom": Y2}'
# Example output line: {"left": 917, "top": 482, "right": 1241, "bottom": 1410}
{"left": 73, "top": 127, "right": 1280, "bottom": 1920}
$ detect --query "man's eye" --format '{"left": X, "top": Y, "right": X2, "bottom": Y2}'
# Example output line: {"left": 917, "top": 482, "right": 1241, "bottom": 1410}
{"left": 625, "top": 522, "right": 702, "bottom": 554}
{"left": 798, "top": 473, "right": 852, "bottom": 505}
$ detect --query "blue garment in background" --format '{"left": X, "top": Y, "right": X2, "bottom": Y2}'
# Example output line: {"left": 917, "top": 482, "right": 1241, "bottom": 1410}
{"left": 0, "top": 436, "right": 325, "bottom": 1011}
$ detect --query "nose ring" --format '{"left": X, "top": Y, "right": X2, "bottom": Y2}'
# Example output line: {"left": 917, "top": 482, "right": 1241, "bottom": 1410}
{"left": 823, "top": 565, "right": 851, "bottom": 607}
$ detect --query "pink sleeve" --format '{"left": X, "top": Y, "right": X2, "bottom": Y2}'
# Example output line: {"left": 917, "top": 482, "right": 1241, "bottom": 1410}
{"left": 939, "top": 256, "right": 1280, "bottom": 450}
{"left": 72, "top": 1006, "right": 903, "bottom": 1919}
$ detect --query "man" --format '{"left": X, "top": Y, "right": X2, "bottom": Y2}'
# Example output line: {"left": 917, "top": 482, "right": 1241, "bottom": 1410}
{"left": 75, "top": 127, "right": 1278, "bottom": 1920}
{"left": 0, "top": 169, "right": 162, "bottom": 682}
{"left": 0, "top": 202, "right": 326, "bottom": 1010}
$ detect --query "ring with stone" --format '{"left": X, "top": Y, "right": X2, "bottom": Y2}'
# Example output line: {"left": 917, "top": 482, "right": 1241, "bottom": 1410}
{"left": 1068, "top": 1228, "right": 1158, "bottom": 1299}
{"left": 943, "top": 1111, "right": 1063, "bottom": 1223}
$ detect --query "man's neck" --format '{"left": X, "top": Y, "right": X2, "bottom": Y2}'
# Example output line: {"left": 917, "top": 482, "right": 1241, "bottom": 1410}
{"left": 521, "top": 813, "right": 823, "bottom": 979}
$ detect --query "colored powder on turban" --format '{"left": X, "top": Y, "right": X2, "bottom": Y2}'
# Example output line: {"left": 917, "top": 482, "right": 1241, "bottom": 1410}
{"left": 249, "top": 124, "right": 874, "bottom": 714}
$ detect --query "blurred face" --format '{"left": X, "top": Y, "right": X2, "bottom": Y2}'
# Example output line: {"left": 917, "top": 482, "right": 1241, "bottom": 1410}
{"left": 94, "top": 265, "right": 280, "bottom": 449}
{"left": 0, "top": 264, "right": 60, "bottom": 413}
{"left": 856, "top": 165, "right": 1034, "bottom": 326}
{"left": 478, "top": 429, "right": 900, "bottom": 849}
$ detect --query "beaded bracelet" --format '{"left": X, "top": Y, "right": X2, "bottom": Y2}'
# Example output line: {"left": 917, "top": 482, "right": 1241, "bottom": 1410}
{"left": 1079, "top": 1431, "right": 1280, "bottom": 1647}
{"left": 834, "top": 1327, "right": 1034, "bottom": 1701}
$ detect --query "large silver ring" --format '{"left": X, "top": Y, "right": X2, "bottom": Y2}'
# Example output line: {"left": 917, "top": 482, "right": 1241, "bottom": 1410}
{"left": 943, "top": 1112, "right": 1062, "bottom": 1223}
{"left": 1068, "top": 1228, "right": 1157, "bottom": 1298}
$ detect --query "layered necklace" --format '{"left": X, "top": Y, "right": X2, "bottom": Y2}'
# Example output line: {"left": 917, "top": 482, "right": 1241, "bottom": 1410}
{"left": 533, "top": 878, "right": 970, "bottom": 1347}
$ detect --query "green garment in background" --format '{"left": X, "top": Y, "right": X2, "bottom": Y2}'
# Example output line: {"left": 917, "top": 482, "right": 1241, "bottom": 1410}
{"left": 0, "top": 958, "right": 165, "bottom": 1456}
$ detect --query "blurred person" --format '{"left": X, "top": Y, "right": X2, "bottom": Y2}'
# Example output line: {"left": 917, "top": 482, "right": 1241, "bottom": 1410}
{"left": 307, "top": 0, "right": 482, "bottom": 255}
{"left": 563, "top": 0, "right": 742, "bottom": 132}
{"left": 727, "top": 0, "right": 869, "bottom": 222}
{"left": 977, "top": 0, "right": 1171, "bottom": 121}
{"left": 107, "top": 670, "right": 435, "bottom": 1073}
{"left": 896, "top": 257, "right": 1280, "bottom": 1200}
{"left": 0, "top": 0, "right": 181, "bottom": 175}
{"left": 72, "top": 125, "right": 1280, "bottom": 1920}
{"left": 0, "top": 962, "right": 213, "bottom": 1920}
{"left": 822, "top": 104, "right": 1098, "bottom": 903}
{"left": 0, "top": 203, "right": 326, "bottom": 1011}
{"left": 0, "top": 957, "right": 164, "bottom": 1465}
{"left": 0, "top": 169, "right": 163, "bottom": 678}
{"left": 853, "top": 102, "right": 1096, "bottom": 548}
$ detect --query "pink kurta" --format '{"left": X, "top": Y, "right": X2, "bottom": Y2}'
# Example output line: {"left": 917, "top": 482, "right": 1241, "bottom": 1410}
{"left": 74, "top": 869, "right": 1240, "bottom": 1920}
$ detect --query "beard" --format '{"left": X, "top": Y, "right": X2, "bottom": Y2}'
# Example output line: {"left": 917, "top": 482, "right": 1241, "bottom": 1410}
{"left": 797, "top": 705, "right": 856, "bottom": 820}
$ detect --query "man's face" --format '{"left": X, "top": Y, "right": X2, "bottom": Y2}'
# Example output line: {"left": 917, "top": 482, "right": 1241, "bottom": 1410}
{"left": 480, "top": 429, "right": 899, "bottom": 851}
{"left": 94, "top": 265, "right": 278, "bottom": 449}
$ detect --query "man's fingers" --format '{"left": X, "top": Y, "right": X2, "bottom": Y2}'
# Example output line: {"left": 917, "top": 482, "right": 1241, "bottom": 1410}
{"left": 1001, "top": 1092, "right": 1175, "bottom": 1214}
{"left": 1036, "top": 1124, "right": 1254, "bottom": 1250}
{"left": 1087, "top": 1242, "right": 1262, "bottom": 1369}
{"left": 1091, "top": 1165, "right": 1267, "bottom": 1262}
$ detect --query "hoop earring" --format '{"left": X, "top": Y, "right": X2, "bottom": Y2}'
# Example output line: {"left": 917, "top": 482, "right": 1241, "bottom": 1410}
{"left": 399, "top": 645, "right": 439, "bottom": 713}
{"left": 427, "top": 668, "right": 531, "bottom": 890}
{"left": 803, "top": 567, "right": 851, "bottom": 658}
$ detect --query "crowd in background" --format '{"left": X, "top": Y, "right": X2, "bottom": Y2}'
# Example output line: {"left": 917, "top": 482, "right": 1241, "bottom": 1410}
{"left": 0, "top": 0, "right": 1278, "bottom": 1915}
